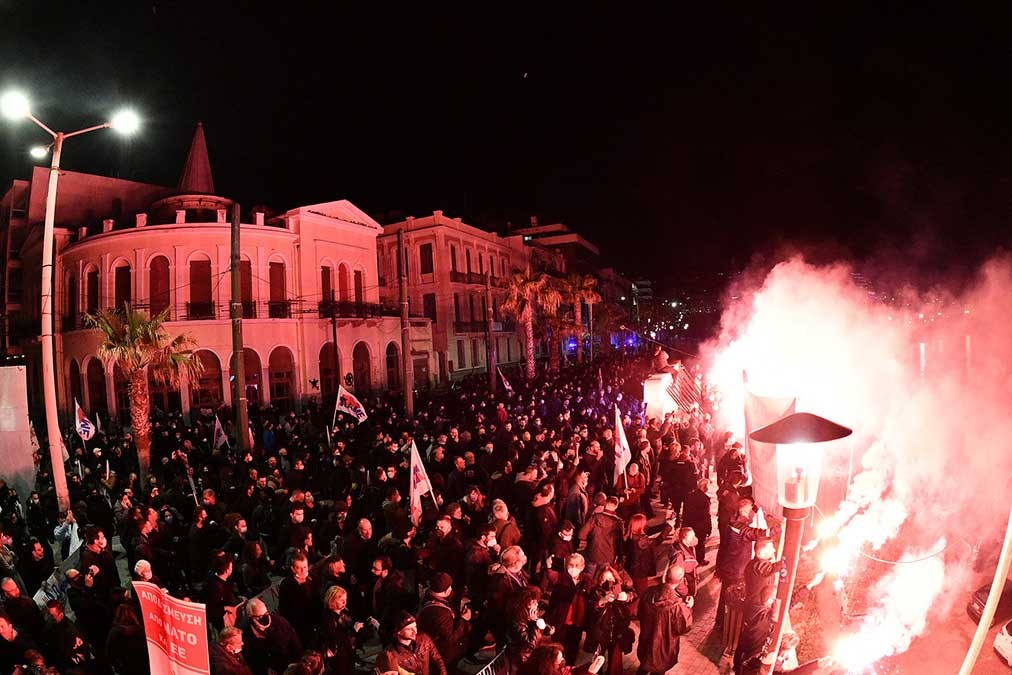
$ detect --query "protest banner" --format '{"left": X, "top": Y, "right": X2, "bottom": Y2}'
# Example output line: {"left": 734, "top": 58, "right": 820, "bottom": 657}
{"left": 134, "top": 581, "right": 211, "bottom": 675}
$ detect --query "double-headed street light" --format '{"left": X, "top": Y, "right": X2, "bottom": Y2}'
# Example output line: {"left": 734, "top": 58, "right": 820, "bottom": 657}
{"left": 2, "top": 90, "right": 139, "bottom": 511}
{"left": 749, "top": 411, "right": 852, "bottom": 673}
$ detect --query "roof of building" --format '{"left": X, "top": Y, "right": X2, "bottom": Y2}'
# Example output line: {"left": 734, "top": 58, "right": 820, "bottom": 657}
{"left": 177, "top": 122, "right": 215, "bottom": 195}
{"left": 288, "top": 200, "right": 383, "bottom": 232}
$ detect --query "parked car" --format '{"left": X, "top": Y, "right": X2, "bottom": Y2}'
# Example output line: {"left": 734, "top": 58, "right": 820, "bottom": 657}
{"left": 995, "top": 618, "right": 1012, "bottom": 668}
{"left": 967, "top": 579, "right": 1012, "bottom": 626}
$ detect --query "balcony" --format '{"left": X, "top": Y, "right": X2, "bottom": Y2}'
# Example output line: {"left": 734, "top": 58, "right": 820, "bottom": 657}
{"left": 320, "top": 300, "right": 423, "bottom": 320}
{"left": 268, "top": 300, "right": 292, "bottom": 319}
{"left": 186, "top": 301, "right": 216, "bottom": 320}
{"left": 467, "top": 272, "right": 485, "bottom": 284}
{"left": 241, "top": 301, "right": 257, "bottom": 319}
{"left": 449, "top": 271, "right": 468, "bottom": 283}
{"left": 454, "top": 321, "right": 485, "bottom": 333}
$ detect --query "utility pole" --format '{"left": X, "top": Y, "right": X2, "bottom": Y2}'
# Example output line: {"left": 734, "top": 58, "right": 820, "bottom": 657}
{"left": 230, "top": 203, "right": 249, "bottom": 453}
{"left": 588, "top": 301, "right": 595, "bottom": 362}
{"left": 398, "top": 229, "right": 414, "bottom": 416}
{"left": 330, "top": 298, "right": 339, "bottom": 407}
{"left": 485, "top": 272, "right": 497, "bottom": 393}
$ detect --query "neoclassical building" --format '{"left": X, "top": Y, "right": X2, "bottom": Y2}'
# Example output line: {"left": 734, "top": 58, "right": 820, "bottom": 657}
{"left": 0, "top": 124, "right": 433, "bottom": 422}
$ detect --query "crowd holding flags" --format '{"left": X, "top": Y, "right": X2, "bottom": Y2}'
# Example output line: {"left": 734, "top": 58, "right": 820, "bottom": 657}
{"left": 613, "top": 403, "right": 632, "bottom": 488}
{"left": 333, "top": 384, "right": 369, "bottom": 426}
{"left": 409, "top": 440, "right": 434, "bottom": 525}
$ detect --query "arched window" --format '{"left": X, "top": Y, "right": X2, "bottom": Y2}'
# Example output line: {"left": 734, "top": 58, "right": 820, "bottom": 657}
{"left": 68, "top": 359, "right": 82, "bottom": 407}
{"left": 353, "top": 342, "right": 371, "bottom": 391}
{"left": 149, "top": 256, "right": 170, "bottom": 317}
{"left": 86, "top": 359, "right": 108, "bottom": 416}
{"left": 65, "top": 275, "right": 78, "bottom": 330}
{"left": 188, "top": 256, "right": 213, "bottom": 319}
{"left": 268, "top": 260, "right": 288, "bottom": 318}
{"left": 190, "top": 350, "right": 223, "bottom": 408}
{"left": 354, "top": 270, "right": 364, "bottom": 304}
{"left": 268, "top": 346, "right": 295, "bottom": 411}
{"left": 386, "top": 343, "right": 400, "bottom": 388}
{"left": 239, "top": 258, "right": 254, "bottom": 318}
{"left": 86, "top": 268, "right": 100, "bottom": 314}
{"left": 338, "top": 264, "right": 351, "bottom": 302}
{"left": 114, "top": 262, "right": 131, "bottom": 312}
{"left": 320, "top": 343, "right": 339, "bottom": 398}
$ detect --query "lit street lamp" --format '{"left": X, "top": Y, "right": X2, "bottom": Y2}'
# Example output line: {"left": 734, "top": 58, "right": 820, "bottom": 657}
{"left": 749, "top": 411, "right": 852, "bottom": 673}
{"left": 2, "top": 90, "right": 139, "bottom": 511}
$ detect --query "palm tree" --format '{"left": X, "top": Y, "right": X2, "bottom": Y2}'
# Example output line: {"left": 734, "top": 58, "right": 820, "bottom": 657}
{"left": 85, "top": 304, "right": 202, "bottom": 488}
{"left": 502, "top": 267, "right": 563, "bottom": 380}
{"left": 563, "top": 273, "right": 602, "bottom": 363}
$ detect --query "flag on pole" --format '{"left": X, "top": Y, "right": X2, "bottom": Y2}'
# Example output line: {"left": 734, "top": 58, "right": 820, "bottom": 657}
{"left": 248, "top": 426, "right": 255, "bottom": 449}
{"left": 325, "top": 426, "right": 332, "bottom": 449}
{"left": 613, "top": 404, "right": 632, "bottom": 486}
{"left": 212, "top": 416, "right": 229, "bottom": 449}
{"left": 334, "top": 385, "right": 368, "bottom": 425}
{"left": 409, "top": 440, "right": 433, "bottom": 526}
{"left": 74, "top": 399, "right": 95, "bottom": 441}
{"left": 29, "top": 419, "right": 40, "bottom": 454}
{"left": 95, "top": 411, "right": 102, "bottom": 434}
{"left": 497, "top": 367, "right": 513, "bottom": 394}
{"left": 597, "top": 367, "right": 604, "bottom": 390}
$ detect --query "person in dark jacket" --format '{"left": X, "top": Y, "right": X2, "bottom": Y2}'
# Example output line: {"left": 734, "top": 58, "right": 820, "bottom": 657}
{"left": 277, "top": 552, "right": 321, "bottom": 643}
{"left": 464, "top": 524, "right": 497, "bottom": 598}
{"left": 104, "top": 604, "right": 148, "bottom": 675}
{"left": 715, "top": 498, "right": 767, "bottom": 657}
{"left": 320, "top": 585, "right": 366, "bottom": 675}
{"left": 670, "top": 528, "right": 701, "bottom": 597}
{"left": 77, "top": 527, "right": 121, "bottom": 600}
{"left": 387, "top": 611, "right": 447, "bottom": 675}
{"left": 205, "top": 551, "right": 243, "bottom": 631}
{"left": 636, "top": 565, "right": 693, "bottom": 675}
{"left": 506, "top": 586, "right": 552, "bottom": 668}
{"left": 681, "top": 478, "right": 713, "bottom": 564}
{"left": 586, "top": 565, "right": 636, "bottom": 675}
{"left": 734, "top": 538, "right": 785, "bottom": 674}
{"left": 623, "top": 515, "right": 659, "bottom": 611}
{"left": 577, "top": 496, "right": 624, "bottom": 577}
{"left": 486, "top": 546, "right": 528, "bottom": 642}
{"left": 0, "top": 612, "right": 38, "bottom": 674}
{"left": 543, "top": 553, "right": 591, "bottom": 663}
{"left": 42, "top": 600, "right": 95, "bottom": 673}
{"left": 666, "top": 448, "right": 698, "bottom": 522}
{"left": 564, "top": 471, "right": 590, "bottom": 528}
{"left": 243, "top": 598, "right": 303, "bottom": 675}
{"left": 416, "top": 573, "right": 471, "bottom": 668}
{"left": 529, "top": 483, "right": 559, "bottom": 563}
{"left": 210, "top": 627, "right": 254, "bottom": 675}
{"left": 1, "top": 578, "right": 44, "bottom": 640}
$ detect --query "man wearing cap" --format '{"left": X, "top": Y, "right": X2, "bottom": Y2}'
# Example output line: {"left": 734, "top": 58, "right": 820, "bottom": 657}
{"left": 388, "top": 610, "right": 447, "bottom": 675}
{"left": 417, "top": 572, "right": 471, "bottom": 668}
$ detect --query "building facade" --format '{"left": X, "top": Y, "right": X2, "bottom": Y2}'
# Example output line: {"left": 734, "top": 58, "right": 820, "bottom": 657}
{"left": 378, "top": 211, "right": 542, "bottom": 382}
{"left": 0, "top": 124, "right": 433, "bottom": 423}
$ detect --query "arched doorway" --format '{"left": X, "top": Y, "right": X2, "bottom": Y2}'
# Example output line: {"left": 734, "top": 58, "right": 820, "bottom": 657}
{"left": 113, "top": 364, "right": 129, "bottom": 420}
{"left": 86, "top": 359, "right": 107, "bottom": 417}
{"left": 190, "top": 350, "right": 223, "bottom": 409}
{"left": 149, "top": 255, "right": 171, "bottom": 317}
{"left": 386, "top": 342, "right": 400, "bottom": 388}
{"left": 320, "top": 343, "right": 339, "bottom": 399}
{"left": 353, "top": 342, "right": 371, "bottom": 392}
{"left": 149, "top": 367, "right": 182, "bottom": 414}
{"left": 268, "top": 346, "right": 296, "bottom": 411}
{"left": 69, "top": 359, "right": 83, "bottom": 408}
{"left": 229, "top": 348, "right": 263, "bottom": 408}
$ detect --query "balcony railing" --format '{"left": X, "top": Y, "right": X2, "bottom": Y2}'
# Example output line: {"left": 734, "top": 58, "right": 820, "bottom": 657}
{"left": 186, "top": 301, "right": 216, "bottom": 320}
{"left": 467, "top": 272, "right": 485, "bottom": 284}
{"left": 319, "top": 300, "right": 424, "bottom": 320}
{"left": 449, "top": 271, "right": 468, "bottom": 283}
{"left": 268, "top": 300, "right": 291, "bottom": 319}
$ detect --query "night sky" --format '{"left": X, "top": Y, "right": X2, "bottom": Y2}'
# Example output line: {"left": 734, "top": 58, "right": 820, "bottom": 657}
{"left": 4, "top": 4, "right": 1012, "bottom": 291}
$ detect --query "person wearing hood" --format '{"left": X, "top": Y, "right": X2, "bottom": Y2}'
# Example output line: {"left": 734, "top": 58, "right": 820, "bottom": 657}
{"left": 243, "top": 598, "right": 303, "bottom": 675}
{"left": 636, "top": 565, "right": 693, "bottom": 675}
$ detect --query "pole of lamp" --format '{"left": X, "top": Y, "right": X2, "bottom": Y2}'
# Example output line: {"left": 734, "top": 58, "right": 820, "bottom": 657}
{"left": 762, "top": 506, "right": 809, "bottom": 673}
{"left": 229, "top": 204, "right": 249, "bottom": 453}
{"left": 330, "top": 297, "right": 339, "bottom": 412}
{"left": 40, "top": 132, "right": 70, "bottom": 512}
{"left": 588, "top": 301, "right": 594, "bottom": 363}
{"left": 958, "top": 504, "right": 1012, "bottom": 674}
{"left": 485, "top": 273, "right": 496, "bottom": 394}
{"left": 397, "top": 229, "right": 414, "bottom": 416}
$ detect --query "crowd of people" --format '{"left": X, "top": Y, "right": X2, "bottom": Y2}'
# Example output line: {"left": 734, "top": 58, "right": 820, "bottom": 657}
{"left": 0, "top": 349, "right": 784, "bottom": 675}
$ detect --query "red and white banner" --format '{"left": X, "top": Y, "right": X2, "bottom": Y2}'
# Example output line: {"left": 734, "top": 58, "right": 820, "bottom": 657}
{"left": 134, "top": 581, "right": 211, "bottom": 675}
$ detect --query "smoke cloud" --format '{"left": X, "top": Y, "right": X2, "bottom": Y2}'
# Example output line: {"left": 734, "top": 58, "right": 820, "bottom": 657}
{"left": 701, "top": 255, "right": 1012, "bottom": 670}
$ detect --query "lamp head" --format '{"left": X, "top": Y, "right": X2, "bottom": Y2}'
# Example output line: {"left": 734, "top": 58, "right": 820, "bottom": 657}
{"left": 110, "top": 109, "right": 140, "bottom": 135}
{"left": 1, "top": 91, "right": 30, "bottom": 121}
{"left": 29, "top": 146, "right": 49, "bottom": 159}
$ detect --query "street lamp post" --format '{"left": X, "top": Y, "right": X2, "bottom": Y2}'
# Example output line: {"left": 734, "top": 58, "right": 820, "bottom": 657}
{"left": 1, "top": 91, "right": 139, "bottom": 511}
{"left": 749, "top": 411, "right": 852, "bottom": 673}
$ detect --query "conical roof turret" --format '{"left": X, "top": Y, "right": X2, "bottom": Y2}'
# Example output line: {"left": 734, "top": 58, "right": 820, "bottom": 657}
{"left": 177, "top": 121, "right": 215, "bottom": 195}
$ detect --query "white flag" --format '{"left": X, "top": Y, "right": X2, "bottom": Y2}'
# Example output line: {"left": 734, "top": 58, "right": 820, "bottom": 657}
{"left": 613, "top": 404, "right": 632, "bottom": 486}
{"left": 213, "top": 416, "right": 229, "bottom": 449}
{"left": 95, "top": 411, "right": 101, "bottom": 433}
{"left": 74, "top": 399, "right": 95, "bottom": 442}
{"left": 334, "top": 385, "right": 368, "bottom": 425}
{"left": 409, "top": 440, "right": 433, "bottom": 526}
{"left": 325, "top": 426, "right": 332, "bottom": 449}
{"left": 497, "top": 367, "right": 513, "bottom": 394}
